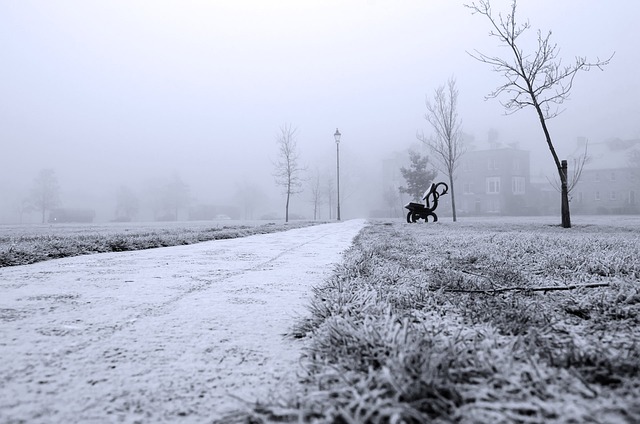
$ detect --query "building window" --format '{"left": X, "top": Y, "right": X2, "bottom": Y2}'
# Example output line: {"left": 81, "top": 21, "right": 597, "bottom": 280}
{"left": 463, "top": 161, "right": 472, "bottom": 172}
{"left": 512, "top": 176, "right": 525, "bottom": 195}
{"left": 576, "top": 192, "right": 583, "bottom": 203}
{"left": 630, "top": 191, "right": 636, "bottom": 205}
{"left": 610, "top": 191, "right": 617, "bottom": 201}
{"left": 487, "top": 198, "right": 500, "bottom": 213}
{"left": 595, "top": 191, "right": 601, "bottom": 201}
{"left": 486, "top": 177, "right": 501, "bottom": 194}
{"left": 488, "top": 158, "right": 498, "bottom": 170}
{"left": 463, "top": 182, "right": 473, "bottom": 194}
{"left": 610, "top": 172, "right": 616, "bottom": 181}
{"left": 513, "top": 159, "right": 521, "bottom": 172}
{"left": 595, "top": 173, "right": 601, "bottom": 182}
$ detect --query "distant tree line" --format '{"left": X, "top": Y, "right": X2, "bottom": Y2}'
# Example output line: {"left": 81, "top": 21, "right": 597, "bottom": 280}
{"left": 22, "top": 169, "right": 191, "bottom": 223}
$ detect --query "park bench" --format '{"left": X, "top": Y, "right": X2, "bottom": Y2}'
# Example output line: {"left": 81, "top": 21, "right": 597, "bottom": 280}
{"left": 404, "top": 182, "right": 449, "bottom": 223}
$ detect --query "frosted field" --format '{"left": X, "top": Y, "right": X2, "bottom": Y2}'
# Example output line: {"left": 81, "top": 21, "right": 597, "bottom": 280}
{"left": 1, "top": 215, "right": 639, "bottom": 423}
{"left": 1, "top": 219, "right": 268, "bottom": 239}
{"left": 0, "top": 220, "right": 319, "bottom": 267}
{"left": 250, "top": 215, "right": 640, "bottom": 423}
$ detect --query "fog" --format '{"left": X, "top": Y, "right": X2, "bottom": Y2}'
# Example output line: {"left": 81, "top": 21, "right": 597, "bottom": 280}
{"left": 1, "top": 0, "right": 638, "bottom": 223}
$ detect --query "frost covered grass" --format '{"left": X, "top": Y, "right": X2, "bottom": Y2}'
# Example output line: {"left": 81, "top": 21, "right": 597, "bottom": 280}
{"left": 0, "top": 220, "right": 320, "bottom": 267}
{"left": 246, "top": 217, "right": 640, "bottom": 423}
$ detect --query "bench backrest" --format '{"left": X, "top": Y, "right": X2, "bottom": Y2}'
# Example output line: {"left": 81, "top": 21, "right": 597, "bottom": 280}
{"left": 422, "top": 182, "right": 448, "bottom": 211}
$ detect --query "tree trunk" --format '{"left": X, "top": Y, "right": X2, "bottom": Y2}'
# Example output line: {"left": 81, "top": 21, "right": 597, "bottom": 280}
{"left": 41, "top": 207, "right": 46, "bottom": 224}
{"left": 448, "top": 171, "right": 457, "bottom": 222}
{"left": 285, "top": 190, "right": 290, "bottom": 223}
{"left": 560, "top": 160, "right": 571, "bottom": 228}
{"left": 532, "top": 99, "right": 571, "bottom": 229}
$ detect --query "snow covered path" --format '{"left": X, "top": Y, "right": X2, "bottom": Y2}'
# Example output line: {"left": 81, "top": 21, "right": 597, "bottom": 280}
{"left": 0, "top": 219, "right": 366, "bottom": 423}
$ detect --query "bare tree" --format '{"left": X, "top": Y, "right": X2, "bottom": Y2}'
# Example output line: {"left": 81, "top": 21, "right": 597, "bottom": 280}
{"left": 18, "top": 198, "right": 34, "bottom": 224}
{"left": 165, "top": 173, "right": 190, "bottom": 221}
{"left": 382, "top": 186, "right": 401, "bottom": 218}
{"left": 324, "top": 175, "right": 335, "bottom": 220}
{"left": 418, "top": 76, "right": 465, "bottom": 221}
{"left": 145, "top": 173, "right": 190, "bottom": 221}
{"left": 115, "top": 185, "right": 139, "bottom": 222}
{"left": 308, "top": 168, "right": 324, "bottom": 221}
{"left": 30, "top": 168, "right": 60, "bottom": 223}
{"left": 234, "top": 181, "right": 268, "bottom": 220}
{"left": 466, "top": 0, "right": 612, "bottom": 228}
{"left": 273, "top": 124, "right": 305, "bottom": 222}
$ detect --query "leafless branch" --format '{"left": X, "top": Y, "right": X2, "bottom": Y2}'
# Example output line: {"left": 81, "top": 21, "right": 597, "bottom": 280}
{"left": 465, "top": 0, "right": 613, "bottom": 120}
{"left": 547, "top": 140, "right": 590, "bottom": 194}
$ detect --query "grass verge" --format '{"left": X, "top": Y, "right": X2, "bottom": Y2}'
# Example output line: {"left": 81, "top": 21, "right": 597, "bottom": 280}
{"left": 244, "top": 219, "right": 640, "bottom": 423}
{"left": 0, "top": 221, "right": 320, "bottom": 267}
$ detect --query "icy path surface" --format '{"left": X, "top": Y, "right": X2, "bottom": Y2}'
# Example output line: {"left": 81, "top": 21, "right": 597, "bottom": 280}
{"left": 0, "top": 219, "right": 366, "bottom": 423}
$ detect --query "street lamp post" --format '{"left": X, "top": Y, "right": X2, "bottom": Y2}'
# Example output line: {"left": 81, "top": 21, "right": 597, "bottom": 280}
{"left": 334, "top": 128, "right": 341, "bottom": 221}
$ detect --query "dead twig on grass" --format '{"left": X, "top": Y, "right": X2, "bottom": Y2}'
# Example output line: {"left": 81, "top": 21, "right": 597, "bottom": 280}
{"left": 444, "top": 282, "right": 609, "bottom": 294}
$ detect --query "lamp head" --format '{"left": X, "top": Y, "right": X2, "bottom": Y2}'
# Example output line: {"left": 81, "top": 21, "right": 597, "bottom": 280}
{"left": 334, "top": 128, "right": 341, "bottom": 143}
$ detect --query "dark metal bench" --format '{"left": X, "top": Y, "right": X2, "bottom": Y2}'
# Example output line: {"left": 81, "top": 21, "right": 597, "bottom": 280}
{"left": 404, "top": 182, "right": 449, "bottom": 223}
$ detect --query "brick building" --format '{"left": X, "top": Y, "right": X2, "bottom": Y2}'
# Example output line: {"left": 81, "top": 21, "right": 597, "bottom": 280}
{"left": 458, "top": 144, "right": 533, "bottom": 215}
{"left": 571, "top": 138, "right": 640, "bottom": 215}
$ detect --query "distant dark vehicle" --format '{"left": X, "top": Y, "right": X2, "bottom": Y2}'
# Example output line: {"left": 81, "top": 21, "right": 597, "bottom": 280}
{"left": 49, "top": 208, "right": 96, "bottom": 223}
{"left": 404, "top": 182, "right": 448, "bottom": 223}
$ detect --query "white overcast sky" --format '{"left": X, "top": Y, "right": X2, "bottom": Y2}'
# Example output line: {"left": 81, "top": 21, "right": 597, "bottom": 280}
{"left": 1, "top": 0, "right": 638, "bottom": 211}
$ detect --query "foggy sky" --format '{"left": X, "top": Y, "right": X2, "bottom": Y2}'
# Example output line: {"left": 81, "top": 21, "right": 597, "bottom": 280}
{"left": 1, "top": 0, "right": 638, "bottom": 221}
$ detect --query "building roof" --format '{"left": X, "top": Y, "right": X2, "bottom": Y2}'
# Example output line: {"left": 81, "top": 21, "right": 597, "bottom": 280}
{"left": 574, "top": 138, "right": 640, "bottom": 171}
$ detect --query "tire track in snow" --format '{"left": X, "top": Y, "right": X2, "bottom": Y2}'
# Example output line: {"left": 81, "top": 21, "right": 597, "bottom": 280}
{"left": 4, "top": 224, "right": 344, "bottom": 363}
{"left": 105, "top": 223, "right": 345, "bottom": 321}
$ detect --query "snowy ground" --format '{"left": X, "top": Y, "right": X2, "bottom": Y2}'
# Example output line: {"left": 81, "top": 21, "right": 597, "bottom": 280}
{"left": 0, "top": 219, "right": 366, "bottom": 423}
